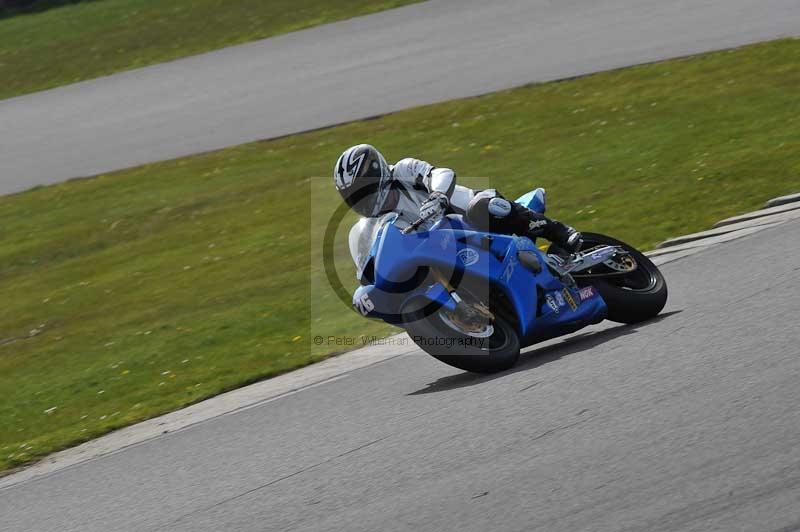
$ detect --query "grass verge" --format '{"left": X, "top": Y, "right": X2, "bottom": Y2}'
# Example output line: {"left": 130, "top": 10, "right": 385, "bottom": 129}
{"left": 1, "top": 39, "right": 799, "bottom": 471}
{"left": 0, "top": 0, "right": 420, "bottom": 100}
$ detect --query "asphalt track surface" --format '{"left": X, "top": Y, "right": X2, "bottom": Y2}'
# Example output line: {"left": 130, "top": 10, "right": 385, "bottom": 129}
{"left": 2, "top": 0, "right": 800, "bottom": 195}
{"left": 3, "top": 219, "right": 800, "bottom": 531}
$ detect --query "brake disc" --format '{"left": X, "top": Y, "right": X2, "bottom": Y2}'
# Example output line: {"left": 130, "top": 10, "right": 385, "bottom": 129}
{"left": 603, "top": 254, "right": 637, "bottom": 272}
{"left": 440, "top": 302, "right": 495, "bottom": 338}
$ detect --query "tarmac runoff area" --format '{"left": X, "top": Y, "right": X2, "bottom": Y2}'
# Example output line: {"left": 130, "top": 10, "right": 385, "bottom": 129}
{"left": 2, "top": 192, "right": 798, "bottom": 491}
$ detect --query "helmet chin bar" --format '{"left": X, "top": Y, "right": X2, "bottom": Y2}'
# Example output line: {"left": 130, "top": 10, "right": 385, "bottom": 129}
{"left": 370, "top": 177, "right": 396, "bottom": 216}
{"left": 376, "top": 187, "right": 400, "bottom": 215}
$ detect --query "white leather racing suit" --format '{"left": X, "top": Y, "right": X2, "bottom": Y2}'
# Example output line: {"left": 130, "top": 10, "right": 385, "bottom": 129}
{"left": 385, "top": 158, "right": 472, "bottom": 227}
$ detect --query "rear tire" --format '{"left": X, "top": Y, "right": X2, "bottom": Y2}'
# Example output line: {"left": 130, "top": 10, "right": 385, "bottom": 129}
{"left": 402, "top": 302, "right": 520, "bottom": 373}
{"left": 574, "top": 233, "right": 667, "bottom": 324}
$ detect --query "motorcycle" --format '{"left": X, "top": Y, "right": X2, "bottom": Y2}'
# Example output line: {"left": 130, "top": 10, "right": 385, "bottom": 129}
{"left": 348, "top": 188, "right": 667, "bottom": 373}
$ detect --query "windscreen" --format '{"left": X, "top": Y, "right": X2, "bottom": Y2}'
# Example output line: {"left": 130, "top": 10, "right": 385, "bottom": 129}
{"left": 348, "top": 213, "right": 397, "bottom": 278}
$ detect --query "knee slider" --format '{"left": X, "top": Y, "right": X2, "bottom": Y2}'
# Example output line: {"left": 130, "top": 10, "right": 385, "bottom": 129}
{"left": 487, "top": 197, "right": 512, "bottom": 218}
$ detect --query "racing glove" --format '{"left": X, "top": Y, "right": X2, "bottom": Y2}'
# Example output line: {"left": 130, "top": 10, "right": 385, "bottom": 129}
{"left": 419, "top": 191, "right": 449, "bottom": 222}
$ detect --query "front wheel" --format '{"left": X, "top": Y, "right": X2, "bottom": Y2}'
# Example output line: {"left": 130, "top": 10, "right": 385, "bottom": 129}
{"left": 569, "top": 232, "right": 667, "bottom": 324}
{"left": 402, "top": 300, "right": 520, "bottom": 373}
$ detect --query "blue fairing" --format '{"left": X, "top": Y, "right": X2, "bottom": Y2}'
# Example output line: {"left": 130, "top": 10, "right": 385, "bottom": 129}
{"left": 352, "top": 196, "right": 607, "bottom": 347}
{"left": 515, "top": 187, "right": 546, "bottom": 214}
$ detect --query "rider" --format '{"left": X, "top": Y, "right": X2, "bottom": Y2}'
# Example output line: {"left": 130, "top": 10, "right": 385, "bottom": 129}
{"left": 333, "top": 144, "right": 582, "bottom": 252}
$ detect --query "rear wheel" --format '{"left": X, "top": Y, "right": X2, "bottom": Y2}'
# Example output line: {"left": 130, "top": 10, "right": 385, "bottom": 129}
{"left": 560, "top": 232, "right": 667, "bottom": 324}
{"left": 402, "top": 298, "right": 520, "bottom": 373}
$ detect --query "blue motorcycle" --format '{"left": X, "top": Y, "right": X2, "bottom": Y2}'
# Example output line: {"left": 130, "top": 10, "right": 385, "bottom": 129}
{"left": 349, "top": 188, "right": 667, "bottom": 373}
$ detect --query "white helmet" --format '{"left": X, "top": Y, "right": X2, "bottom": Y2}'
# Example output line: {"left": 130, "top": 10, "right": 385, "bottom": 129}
{"left": 333, "top": 144, "right": 392, "bottom": 217}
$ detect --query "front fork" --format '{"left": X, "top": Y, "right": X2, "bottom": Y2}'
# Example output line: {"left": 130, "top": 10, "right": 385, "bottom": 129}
{"left": 430, "top": 268, "right": 494, "bottom": 323}
{"left": 542, "top": 254, "right": 578, "bottom": 288}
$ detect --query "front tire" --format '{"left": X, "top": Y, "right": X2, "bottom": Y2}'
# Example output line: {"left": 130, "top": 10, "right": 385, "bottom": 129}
{"left": 402, "top": 302, "right": 520, "bottom": 373}
{"left": 573, "top": 232, "right": 667, "bottom": 324}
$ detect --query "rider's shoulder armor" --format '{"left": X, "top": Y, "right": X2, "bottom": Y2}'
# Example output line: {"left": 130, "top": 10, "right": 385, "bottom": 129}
{"left": 392, "top": 158, "right": 434, "bottom": 181}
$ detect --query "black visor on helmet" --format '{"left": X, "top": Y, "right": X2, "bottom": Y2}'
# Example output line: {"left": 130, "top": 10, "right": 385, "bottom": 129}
{"left": 359, "top": 153, "right": 384, "bottom": 178}
{"left": 343, "top": 178, "right": 382, "bottom": 217}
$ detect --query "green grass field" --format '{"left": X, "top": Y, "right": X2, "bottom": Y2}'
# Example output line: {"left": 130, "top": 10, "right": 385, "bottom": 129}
{"left": 0, "top": 0, "right": 420, "bottom": 100}
{"left": 1, "top": 39, "right": 799, "bottom": 472}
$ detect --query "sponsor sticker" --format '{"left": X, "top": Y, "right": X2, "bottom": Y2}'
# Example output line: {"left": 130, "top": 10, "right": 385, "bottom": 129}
{"left": 546, "top": 294, "right": 559, "bottom": 314}
{"left": 528, "top": 219, "right": 547, "bottom": 231}
{"left": 440, "top": 231, "right": 452, "bottom": 251}
{"left": 502, "top": 255, "right": 517, "bottom": 281}
{"left": 457, "top": 248, "right": 479, "bottom": 266}
{"left": 578, "top": 286, "right": 596, "bottom": 301}
{"left": 562, "top": 288, "right": 578, "bottom": 311}
{"left": 554, "top": 292, "right": 566, "bottom": 307}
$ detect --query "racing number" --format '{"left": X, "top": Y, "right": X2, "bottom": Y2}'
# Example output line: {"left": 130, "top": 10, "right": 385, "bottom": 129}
{"left": 355, "top": 293, "right": 375, "bottom": 316}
